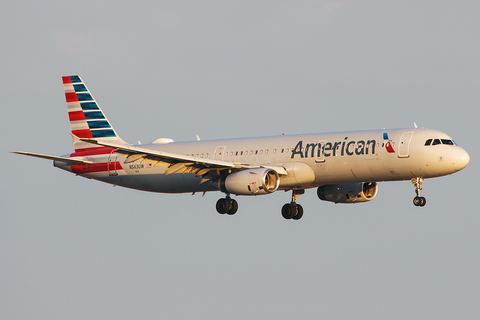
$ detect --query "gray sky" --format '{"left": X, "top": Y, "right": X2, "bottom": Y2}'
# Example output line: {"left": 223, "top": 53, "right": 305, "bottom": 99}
{"left": 2, "top": 1, "right": 479, "bottom": 319}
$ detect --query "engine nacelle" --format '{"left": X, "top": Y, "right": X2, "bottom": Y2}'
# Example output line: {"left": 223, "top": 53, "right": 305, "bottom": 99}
{"left": 317, "top": 182, "right": 378, "bottom": 204}
{"left": 220, "top": 168, "right": 280, "bottom": 195}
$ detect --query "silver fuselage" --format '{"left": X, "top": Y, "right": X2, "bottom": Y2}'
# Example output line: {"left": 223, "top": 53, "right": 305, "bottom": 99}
{"left": 55, "top": 128, "right": 470, "bottom": 194}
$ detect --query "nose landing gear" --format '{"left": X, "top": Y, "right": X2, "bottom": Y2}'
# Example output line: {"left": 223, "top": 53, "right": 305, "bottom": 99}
{"left": 412, "top": 177, "right": 426, "bottom": 207}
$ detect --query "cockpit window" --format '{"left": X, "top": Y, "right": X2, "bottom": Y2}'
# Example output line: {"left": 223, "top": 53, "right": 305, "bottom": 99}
{"left": 425, "top": 138, "right": 456, "bottom": 146}
{"left": 441, "top": 139, "right": 454, "bottom": 145}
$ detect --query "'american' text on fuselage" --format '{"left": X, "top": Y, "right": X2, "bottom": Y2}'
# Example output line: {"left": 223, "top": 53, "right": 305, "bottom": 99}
{"left": 291, "top": 138, "right": 377, "bottom": 159}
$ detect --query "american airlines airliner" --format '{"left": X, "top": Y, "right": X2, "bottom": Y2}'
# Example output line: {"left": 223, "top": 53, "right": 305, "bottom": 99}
{"left": 14, "top": 75, "right": 470, "bottom": 220}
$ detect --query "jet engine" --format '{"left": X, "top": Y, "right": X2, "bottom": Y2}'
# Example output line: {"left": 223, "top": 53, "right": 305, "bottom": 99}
{"left": 317, "top": 182, "right": 378, "bottom": 204}
{"left": 219, "top": 168, "right": 280, "bottom": 195}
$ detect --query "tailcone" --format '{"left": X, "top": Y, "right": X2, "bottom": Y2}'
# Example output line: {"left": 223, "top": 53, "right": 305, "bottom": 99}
{"left": 54, "top": 160, "right": 73, "bottom": 172}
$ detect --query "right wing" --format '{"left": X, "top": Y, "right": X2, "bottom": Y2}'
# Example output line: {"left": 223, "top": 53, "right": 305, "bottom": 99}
{"left": 12, "top": 151, "right": 93, "bottom": 165}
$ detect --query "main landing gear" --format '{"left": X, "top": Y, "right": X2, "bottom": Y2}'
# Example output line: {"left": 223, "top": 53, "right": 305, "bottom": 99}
{"left": 216, "top": 195, "right": 238, "bottom": 215}
{"left": 215, "top": 190, "right": 305, "bottom": 220}
{"left": 412, "top": 177, "right": 426, "bottom": 207}
{"left": 281, "top": 189, "right": 304, "bottom": 220}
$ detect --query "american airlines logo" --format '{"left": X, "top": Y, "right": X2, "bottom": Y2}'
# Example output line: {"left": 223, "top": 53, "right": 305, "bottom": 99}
{"left": 383, "top": 132, "right": 395, "bottom": 153}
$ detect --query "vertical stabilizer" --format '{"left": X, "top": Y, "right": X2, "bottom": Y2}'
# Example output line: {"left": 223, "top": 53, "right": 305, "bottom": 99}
{"left": 62, "top": 75, "right": 127, "bottom": 152}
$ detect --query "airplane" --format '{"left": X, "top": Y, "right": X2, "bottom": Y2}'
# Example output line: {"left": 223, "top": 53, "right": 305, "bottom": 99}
{"left": 13, "top": 75, "right": 470, "bottom": 220}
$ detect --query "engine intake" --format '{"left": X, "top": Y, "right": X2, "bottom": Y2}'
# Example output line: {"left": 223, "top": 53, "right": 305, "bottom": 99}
{"left": 220, "top": 168, "right": 280, "bottom": 195}
{"left": 317, "top": 182, "right": 378, "bottom": 203}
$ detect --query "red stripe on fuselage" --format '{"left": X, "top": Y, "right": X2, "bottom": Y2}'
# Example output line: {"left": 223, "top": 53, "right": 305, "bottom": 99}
{"left": 71, "top": 161, "right": 122, "bottom": 174}
{"left": 70, "top": 147, "right": 115, "bottom": 157}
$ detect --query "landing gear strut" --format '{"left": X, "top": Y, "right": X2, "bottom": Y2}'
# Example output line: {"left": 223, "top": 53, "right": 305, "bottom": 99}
{"left": 282, "top": 189, "right": 304, "bottom": 220}
{"left": 216, "top": 195, "right": 238, "bottom": 215}
{"left": 412, "top": 177, "right": 426, "bottom": 207}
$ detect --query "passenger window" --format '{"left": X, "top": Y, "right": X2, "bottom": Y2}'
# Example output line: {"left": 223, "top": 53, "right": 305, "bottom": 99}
{"left": 432, "top": 139, "right": 441, "bottom": 145}
{"left": 441, "top": 139, "right": 454, "bottom": 145}
{"left": 425, "top": 139, "right": 432, "bottom": 146}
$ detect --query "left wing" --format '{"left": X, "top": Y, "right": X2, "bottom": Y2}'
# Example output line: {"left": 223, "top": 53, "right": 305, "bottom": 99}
{"left": 78, "top": 137, "right": 261, "bottom": 183}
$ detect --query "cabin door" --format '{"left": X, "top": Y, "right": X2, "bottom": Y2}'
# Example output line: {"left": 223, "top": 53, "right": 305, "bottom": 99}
{"left": 108, "top": 151, "right": 118, "bottom": 176}
{"left": 398, "top": 132, "right": 414, "bottom": 158}
{"left": 214, "top": 146, "right": 226, "bottom": 160}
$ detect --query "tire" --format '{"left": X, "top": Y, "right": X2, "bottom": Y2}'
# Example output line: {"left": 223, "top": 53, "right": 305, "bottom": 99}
{"left": 292, "top": 204, "right": 303, "bottom": 220}
{"left": 413, "top": 197, "right": 420, "bottom": 206}
{"left": 282, "top": 203, "right": 294, "bottom": 219}
{"left": 420, "top": 197, "right": 426, "bottom": 207}
{"left": 216, "top": 198, "right": 228, "bottom": 214}
{"left": 227, "top": 199, "right": 238, "bottom": 215}
{"left": 413, "top": 196, "right": 426, "bottom": 207}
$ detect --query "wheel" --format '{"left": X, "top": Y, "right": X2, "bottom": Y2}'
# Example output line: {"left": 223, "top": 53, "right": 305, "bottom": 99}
{"left": 413, "top": 196, "right": 426, "bottom": 207}
{"left": 216, "top": 198, "right": 228, "bottom": 214}
{"left": 282, "top": 203, "right": 295, "bottom": 219}
{"left": 292, "top": 204, "right": 303, "bottom": 220}
{"left": 413, "top": 197, "right": 421, "bottom": 206}
{"left": 227, "top": 199, "right": 238, "bottom": 215}
{"left": 420, "top": 196, "right": 426, "bottom": 207}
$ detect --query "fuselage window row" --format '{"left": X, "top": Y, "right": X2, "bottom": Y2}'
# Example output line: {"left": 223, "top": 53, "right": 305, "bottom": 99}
{"left": 186, "top": 139, "right": 457, "bottom": 159}
{"left": 187, "top": 147, "right": 297, "bottom": 159}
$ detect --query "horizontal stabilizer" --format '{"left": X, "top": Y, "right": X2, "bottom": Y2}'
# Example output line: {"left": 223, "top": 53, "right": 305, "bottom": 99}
{"left": 12, "top": 151, "right": 93, "bottom": 165}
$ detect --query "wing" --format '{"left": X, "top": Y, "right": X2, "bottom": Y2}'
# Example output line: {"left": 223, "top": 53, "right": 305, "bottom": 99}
{"left": 77, "top": 136, "right": 267, "bottom": 184}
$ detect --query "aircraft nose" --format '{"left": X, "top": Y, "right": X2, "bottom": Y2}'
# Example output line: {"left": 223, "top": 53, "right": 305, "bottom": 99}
{"left": 452, "top": 147, "right": 470, "bottom": 172}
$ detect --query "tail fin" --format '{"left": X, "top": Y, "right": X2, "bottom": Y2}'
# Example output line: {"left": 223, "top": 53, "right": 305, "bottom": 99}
{"left": 62, "top": 75, "right": 127, "bottom": 152}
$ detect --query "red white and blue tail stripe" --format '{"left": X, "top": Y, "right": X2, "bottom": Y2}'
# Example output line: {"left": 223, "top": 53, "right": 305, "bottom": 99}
{"left": 63, "top": 75, "right": 126, "bottom": 152}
